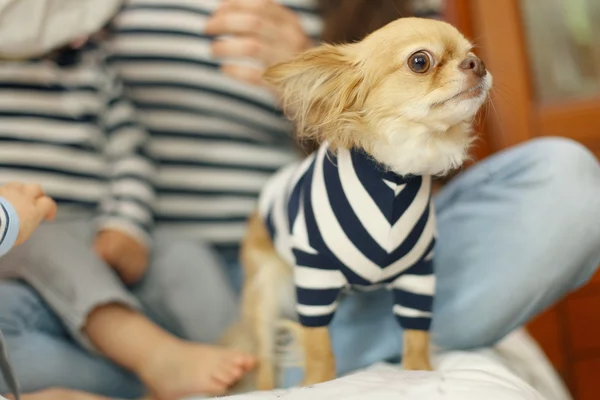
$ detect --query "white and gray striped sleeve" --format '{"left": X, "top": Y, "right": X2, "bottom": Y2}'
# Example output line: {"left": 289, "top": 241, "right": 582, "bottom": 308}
{"left": 97, "top": 72, "right": 156, "bottom": 246}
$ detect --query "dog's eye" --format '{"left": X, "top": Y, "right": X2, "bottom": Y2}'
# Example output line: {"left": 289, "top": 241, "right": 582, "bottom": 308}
{"left": 408, "top": 51, "right": 433, "bottom": 73}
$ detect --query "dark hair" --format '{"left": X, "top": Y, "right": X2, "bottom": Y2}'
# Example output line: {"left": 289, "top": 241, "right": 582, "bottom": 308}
{"left": 318, "top": 0, "right": 413, "bottom": 44}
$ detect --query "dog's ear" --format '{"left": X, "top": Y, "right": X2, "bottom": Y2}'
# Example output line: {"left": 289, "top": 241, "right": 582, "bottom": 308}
{"left": 264, "top": 44, "right": 365, "bottom": 145}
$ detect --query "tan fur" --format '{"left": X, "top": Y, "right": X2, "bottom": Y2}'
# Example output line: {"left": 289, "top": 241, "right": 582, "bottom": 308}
{"left": 301, "top": 327, "right": 336, "bottom": 385}
{"left": 264, "top": 44, "right": 367, "bottom": 151}
{"left": 265, "top": 17, "right": 492, "bottom": 177}
{"left": 402, "top": 330, "right": 433, "bottom": 371}
{"left": 226, "top": 17, "right": 492, "bottom": 392}
{"left": 233, "top": 213, "right": 295, "bottom": 390}
{"left": 229, "top": 214, "right": 336, "bottom": 389}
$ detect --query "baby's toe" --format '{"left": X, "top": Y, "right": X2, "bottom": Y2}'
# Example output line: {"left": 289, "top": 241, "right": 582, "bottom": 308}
{"left": 233, "top": 353, "right": 256, "bottom": 370}
{"left": 213, "top": 367, "right": 241, "bottom": 387}
{"left": 203, "top": 378, "right": 228, "bottom": 396}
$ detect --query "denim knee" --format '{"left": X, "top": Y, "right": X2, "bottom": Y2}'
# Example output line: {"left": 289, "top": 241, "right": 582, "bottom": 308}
{"left": 522, "top": 137, "right": 599, "bottom": 183}
{"left": 526, "top": 138, "right": 600, "bottom": 282}
{"left": 432, "top": 138, "right": 600, "bottom": 350}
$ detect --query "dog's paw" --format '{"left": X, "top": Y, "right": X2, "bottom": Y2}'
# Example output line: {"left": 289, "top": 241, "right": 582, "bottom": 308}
{"left": 402, "top": 356, "right": 433, "bottom": 371}
{"left": 301, "top": 367, "right": 336, "bottom": 387}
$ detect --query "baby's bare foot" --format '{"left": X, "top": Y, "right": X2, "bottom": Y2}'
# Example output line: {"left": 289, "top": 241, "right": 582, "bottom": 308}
{"left": 141, "top": 339, "right": 256, "bottom": 400}
{"left": 6, "top": 388, "right": 110, "bottom": 400}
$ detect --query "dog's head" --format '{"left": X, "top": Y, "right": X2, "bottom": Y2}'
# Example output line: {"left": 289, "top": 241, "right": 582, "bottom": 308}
{"left": 264, "top": 17, "right": 492, "bottom": 176}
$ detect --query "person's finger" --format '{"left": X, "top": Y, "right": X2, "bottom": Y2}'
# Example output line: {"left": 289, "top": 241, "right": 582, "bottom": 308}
{"left": 212, "top": 37, "right": 267, "bottom": 61}
{"left": 2, "top": 182, "right": 24, "bottom": 190}
{"left": 220, "top": 64, "right": 266, "bottom": 86}
{"left": 218, "top": 0, "right": 302, "bottom": 41}
{"left": 36, "top": 196, "right": 57, "bottom": 221}
{"left": 23, "top": 183, "right": 45, "bottom": 199}
{"left": 206, "top": 11, "right": 274, "bottom": 39}
{"left": 208, "top": 16, "right": 302, "bottom": 66}
{"left": 206, "top": 10, "right": 308, "bottom": 67}
{"left": 215, "top": 0, "right": 290, "bottom": 22}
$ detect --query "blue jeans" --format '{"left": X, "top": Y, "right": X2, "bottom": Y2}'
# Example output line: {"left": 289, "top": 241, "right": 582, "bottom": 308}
{"left": 0, "top": 235, "right": 239, "bottom": 398}
{"left": 0, "top": 137, "right": 599, "bottom": 398}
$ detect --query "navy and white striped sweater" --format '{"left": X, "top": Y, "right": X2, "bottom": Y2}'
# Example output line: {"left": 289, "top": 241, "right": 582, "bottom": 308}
{"left": 260, "top": 144, "right": 436, "bottom": 330}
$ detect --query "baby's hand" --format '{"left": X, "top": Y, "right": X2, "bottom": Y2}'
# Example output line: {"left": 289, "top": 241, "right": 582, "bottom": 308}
{"left": 93, "top": 229, "right": 149, "bottom": 285}
{"left": 0, "top": 182, "right": 57, "bottom": 246}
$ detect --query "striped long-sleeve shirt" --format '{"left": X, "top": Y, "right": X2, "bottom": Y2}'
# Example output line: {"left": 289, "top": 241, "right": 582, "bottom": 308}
{"left": 259, "top": 144, "right": 436, "bottom": 331}
{"left": 107, "top": 0, "right": 321, "bottom": 249}
{"left": 0, "top": 46, "right": 155, "bottom": 244}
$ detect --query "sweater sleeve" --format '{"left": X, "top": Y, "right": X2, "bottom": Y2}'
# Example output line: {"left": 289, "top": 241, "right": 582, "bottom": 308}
{"left": 96, "top": 70, "right": 156, "bottom": 247}
{"left": 0, "top": 0, "right": 122, "bottom": 59}
{"left": 293, "top": 248, "right": 347, "bottom": 327}
{"left": 0, "top": 197, "right": 19, "bottom": 257}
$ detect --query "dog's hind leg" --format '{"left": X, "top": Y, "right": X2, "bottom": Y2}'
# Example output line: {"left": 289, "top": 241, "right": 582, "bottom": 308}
{"left": 240, "top": 212, "right": 293, "bottom": 390}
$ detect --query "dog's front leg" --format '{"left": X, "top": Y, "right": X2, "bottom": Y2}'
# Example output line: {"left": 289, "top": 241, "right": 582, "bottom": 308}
{"left": 402, "top": 329, "right": 433, "bottom": 371}
{"left": 300, "top": 326, "right": 336, "bottom": 386}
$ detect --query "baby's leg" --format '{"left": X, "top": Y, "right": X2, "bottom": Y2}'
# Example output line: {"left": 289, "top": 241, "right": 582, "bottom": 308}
{"left": 0, "top": 281, "right": 143, "bottom": 398}
{"left": 391, "top": 261, "right": 435, "bottom": 371}
{"left": 0, "top": 218, "right": 142, "bottom": 351}
{"left": 9, "top": 388, "right": 111, "bottom": 400}
{"left": 1, "top": 219, "right": 254, "bottom": 397}
{"left": 131, "top": 233, "right": 239, "bottom": 345}
{"left": 84, "top": 304, "right": 255, "bottom": 399}
{"left": 125, "top": 234, "right": 256, "bottom": 398}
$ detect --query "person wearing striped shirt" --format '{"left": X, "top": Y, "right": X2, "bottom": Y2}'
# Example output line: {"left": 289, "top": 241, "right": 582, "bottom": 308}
{"left": 106, "top": 0, "right": 322, "bottom": 263}
{"left": 0, "top": 2, "right": 255, "bottom": 398}
{"left": 260, "top": 145, "right": 435, "bottom": 330}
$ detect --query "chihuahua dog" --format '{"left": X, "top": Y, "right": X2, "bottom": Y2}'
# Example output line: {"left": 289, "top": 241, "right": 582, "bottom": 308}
{"left": 236, "top": 17, "right": 492, "bottom": 390}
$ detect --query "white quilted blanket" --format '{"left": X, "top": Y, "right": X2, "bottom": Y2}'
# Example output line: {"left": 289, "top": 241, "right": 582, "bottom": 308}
{"left": 210, "top": 330, "right": 571, "bottom": 400}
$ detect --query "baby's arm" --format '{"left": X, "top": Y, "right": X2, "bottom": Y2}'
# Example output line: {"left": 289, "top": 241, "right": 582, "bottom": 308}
{"left": 95, "top": 74, "right": 156, "bottom": 284}
{"left": 0, "top": 182, "right": 56, "bottom": 257}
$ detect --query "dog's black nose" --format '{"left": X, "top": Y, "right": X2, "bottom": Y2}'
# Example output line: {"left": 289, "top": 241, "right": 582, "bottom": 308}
{"left": 459, "top": 56, "right": 486, "bottom": 78}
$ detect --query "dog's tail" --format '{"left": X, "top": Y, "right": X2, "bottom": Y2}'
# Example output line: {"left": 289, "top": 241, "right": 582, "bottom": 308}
{"left": 221, "top": 212, "right": 296, "bottom": 393}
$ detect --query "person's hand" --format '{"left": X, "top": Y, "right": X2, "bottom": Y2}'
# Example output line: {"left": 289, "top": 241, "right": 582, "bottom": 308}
{"left": 0, "top": 182, "right": 57, "bottom": 246}
{"left": 93, "top": 229, "right": 149, "bottom": 285}
{"left": 206, "top": 0, "right": 311, "bottom": 86}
